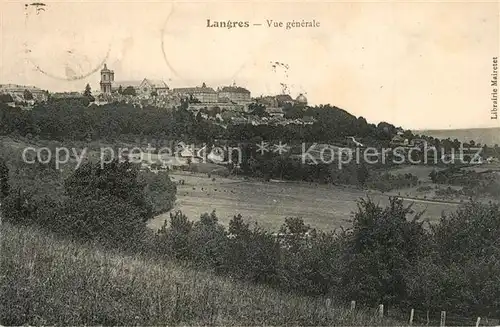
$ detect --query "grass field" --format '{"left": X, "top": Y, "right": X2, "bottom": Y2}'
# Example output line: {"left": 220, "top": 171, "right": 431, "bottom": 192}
{"left": 0, "top": 222, "right": 400, "bottom": 326}
{"left": 148, "top": 172, "right": 460, "bottom": 232}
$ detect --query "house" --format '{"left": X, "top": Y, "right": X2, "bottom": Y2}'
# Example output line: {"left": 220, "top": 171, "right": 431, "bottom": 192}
{"left": 256, "top": 95, "right": 279, "bottom": 107}
{"left": 274, "top": 94, "right": 295, "bottom": 107}
{"left": 410, "top": 138, "right": 427, "bottom": 147}
{"left": 266, "top": 107, "right": 284, "bottom": 118}
{"left": 173, "top": 83, "right": 218, "bottom": 103}
{"left": 486, "top": 156, "right": 500, "bottom": 164}
{"left": 301, "top": 116, "right": 315, "bottom": 125}
{"left": 217, "top": 85, "right": 251, "bottom": 104}
{"left": 231, "top": 117, "right": 247, "bottom": 125}
{"left": 390, "top": 135, "right": 407, "bottom": 147}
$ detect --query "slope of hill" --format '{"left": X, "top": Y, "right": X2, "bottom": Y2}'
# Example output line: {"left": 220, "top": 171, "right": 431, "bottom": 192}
{"left": 0, "top": 223, "right": 399, "bottom": 326}
{"left": 415, "top": 127, "right": 500, "bottom": 146}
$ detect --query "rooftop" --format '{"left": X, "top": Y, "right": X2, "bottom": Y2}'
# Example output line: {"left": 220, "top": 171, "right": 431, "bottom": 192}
{"left": 0, "top": 84, "right": 45, "bottom": 92}
{"left": 219, "top": 86, "right": 250, "bottom": 94}
{"left": 144, "top": 79, "right": 168, "bottom": 89}
{"left": 114, "top": 80, "right": 143, "bottom": 88}
{"left": 173, "top": 86, "right": 216, "bottom": 94}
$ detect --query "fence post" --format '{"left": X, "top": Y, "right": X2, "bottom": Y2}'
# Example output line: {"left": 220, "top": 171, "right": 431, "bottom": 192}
{"left": 440, "top": 311, "right": 446, "bottom": 327}
{"left": 409, "top": 308, "right": 414, "bottom": 326}
{"left": 350, "top": 300, "right": 356, "bottom": 311}
{"left": 476, "top": 317, "right": 481, "bottom": 327}
{"left": 378, "top": 304, "right": 384, "bottom": 319}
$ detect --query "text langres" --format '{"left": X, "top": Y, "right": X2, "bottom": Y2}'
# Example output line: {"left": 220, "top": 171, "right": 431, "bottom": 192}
{"left": 206, "top": 19, "right": 250, "bottom": 29}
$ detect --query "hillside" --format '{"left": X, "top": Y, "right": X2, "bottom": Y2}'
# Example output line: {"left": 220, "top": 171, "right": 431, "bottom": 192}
{"left": 0, "top": 223, "right": 398, "bottom": 326}
{"left": 415, "top": 127, "right": 500, "bottom": 147}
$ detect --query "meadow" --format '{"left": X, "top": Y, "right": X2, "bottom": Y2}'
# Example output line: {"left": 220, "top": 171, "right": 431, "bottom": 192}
{"left": 148, "top": 172, "right": 460, "bottom": 231}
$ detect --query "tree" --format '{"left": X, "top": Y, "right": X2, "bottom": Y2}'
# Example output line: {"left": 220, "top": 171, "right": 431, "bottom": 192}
{"left": 356, "top": 163, "right": 370, "bottom": 186}
{"left": 122, "top": 86, "right": 137, "bottom": 96}
{"left": 118, "top": 85, "right": 123, "bottom": 94}
{"left": 284, "top": 104, "right": 305, "bottom": 119}
{"left": 83, "top": 83, "right": 95, "bottom": 102}
{"left": 0, "top": 158, "right": 10, "bottom": 199}
{"left": 0, "top": 94, "right": 13, "bottom": 103}
{"left": 23, "top": 89, "right": 34, "bottom": 100}
{"left": 341, "top": 197, "right": 429, "bottom": 307}
{"left": 190, "top": 210, "right": 228, "bottom": 268}
{"left": 60, "top": 159, "right": 153, "bottom": 246}
{"left": 156, "top": 210, "right": 193, "bottom": 259}
{"left": 248, "top": 103, "right": 268, "bottom": 117}
{"left": 196, "top": 111, "right": 203, "bottom": 122}
{"left": 140, "top": 170, "right": 177, "bottom": 215}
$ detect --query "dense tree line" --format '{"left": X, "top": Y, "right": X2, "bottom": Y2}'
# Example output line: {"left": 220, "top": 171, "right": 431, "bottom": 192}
{"left": 0, "top": 100, "right": 400, "bottom": 144}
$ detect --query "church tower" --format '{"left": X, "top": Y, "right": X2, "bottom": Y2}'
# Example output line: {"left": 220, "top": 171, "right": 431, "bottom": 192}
{"left": 100, "top": 63, "right": 114, "bottom": 94}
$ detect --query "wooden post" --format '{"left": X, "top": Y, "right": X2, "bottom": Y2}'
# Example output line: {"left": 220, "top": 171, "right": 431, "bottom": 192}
{"left": 409, "top": 308, "right": 414, "bottom": 326}
{"left": 426, "top": 310, "right": 430, "bottom": 326}
{"left": 325, "top": 298, "right": 331, "bottom": 309}
{"left": 350, "top": 300, "right": 356, "bottom": 311}
{"left": 440, "top": 311, "right": 446, "bottom": 327}
{"left": 475, "top": 317, "right": 481, "bottom": 327}
{"left": 378, "top": 304, "right": 384, "bottom": 319}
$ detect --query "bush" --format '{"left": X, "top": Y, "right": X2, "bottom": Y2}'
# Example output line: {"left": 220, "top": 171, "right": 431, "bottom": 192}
{"left": 340, "top": 197, "right": 429, "bottom": 307}
{"left": 140, "top": 170, "right": 177, "bottom": 215}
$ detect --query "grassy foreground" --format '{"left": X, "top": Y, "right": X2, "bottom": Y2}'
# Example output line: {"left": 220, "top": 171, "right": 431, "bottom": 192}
{"left": 0, "top": 222, "right": 402, "bottom": 326}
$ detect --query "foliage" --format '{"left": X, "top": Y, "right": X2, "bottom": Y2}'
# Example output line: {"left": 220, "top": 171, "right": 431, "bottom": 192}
{"left": 0, "top": 94, "right": 13, "bottom": 103}
{"left": 64, "top": 159, "right": 153, "bottom": 222}
{"left": 83, "top": 83, "right": 95, "bottom": 102}
{"left": 139, "top": 170, "right": 177, "bottom": 215}
{"left": 23, "top": 89, "right": 34, "bottom": 100}
{"left": 341, "top": 198, "right": 428, "bottom": 307}
{"left": 0, "top": 157, "right": 10, "bottom": 199}
{"left": 248, "top": 103, "right": 268, "bottom": 117}
{"left": 121, "top": 86, "right": 137, "bottom": 96}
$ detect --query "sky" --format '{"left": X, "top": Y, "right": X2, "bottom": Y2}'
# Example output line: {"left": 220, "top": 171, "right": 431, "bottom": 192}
{"left": 1, "top": 0, "right": 499, "bottom": 130}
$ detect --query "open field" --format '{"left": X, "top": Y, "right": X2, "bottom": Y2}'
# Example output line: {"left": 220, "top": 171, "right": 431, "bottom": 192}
{"left": 149, "top": 172, "right": 460, "bottom": 232}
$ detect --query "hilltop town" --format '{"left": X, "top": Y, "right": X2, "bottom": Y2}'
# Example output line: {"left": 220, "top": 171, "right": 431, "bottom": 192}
{"left": 0, "top": 63, "right": 314, "bottom": 127}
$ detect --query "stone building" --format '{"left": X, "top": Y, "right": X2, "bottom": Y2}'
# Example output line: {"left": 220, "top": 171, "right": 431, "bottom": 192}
{"left": 173, "top": 83, "right": 218, "bottom": 103}
{"left": 99, "top": 63, "right": 168, "bottom": 96}
{"left": 99, "top": 64, "right": 115, "bottom": 94}
{"left": 217, "top": 85, "right": 251, "bottom": 104}
{"left": 295, "top": 93, "right": 308, "bottom": 105}
{"left": 0, "top": 84, "right": 48, "bottom": 102}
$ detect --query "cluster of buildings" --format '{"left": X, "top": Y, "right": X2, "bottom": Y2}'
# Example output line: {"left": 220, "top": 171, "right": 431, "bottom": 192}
{"left": 0, "top": 84, "right": 48, "bottom": 107}
{"left": 97, "top": 63, "right": 308, "bottom": 115}
{"left": 0, "top": 63, "right": 310, "bottom": 122}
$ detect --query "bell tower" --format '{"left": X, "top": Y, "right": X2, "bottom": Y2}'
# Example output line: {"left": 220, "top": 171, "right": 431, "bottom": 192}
{"left": 100, "top": 63, "right": 114, "bottom": 94}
